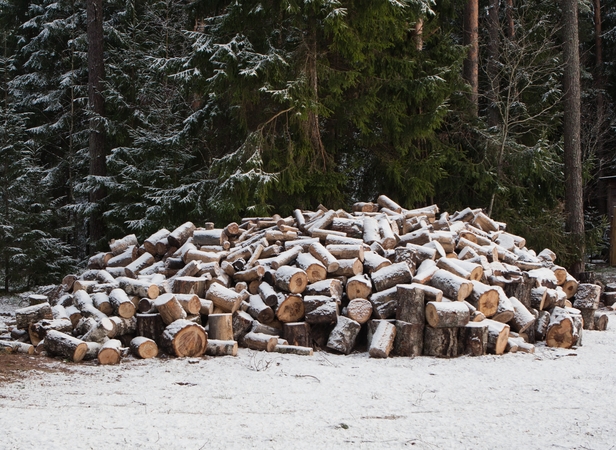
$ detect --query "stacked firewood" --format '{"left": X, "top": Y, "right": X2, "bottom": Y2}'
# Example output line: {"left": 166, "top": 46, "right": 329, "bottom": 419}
{"left": 1, "top": 195, "right": 610, "bottom": 364}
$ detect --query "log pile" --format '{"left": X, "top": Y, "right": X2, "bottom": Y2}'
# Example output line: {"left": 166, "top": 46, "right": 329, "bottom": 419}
{"left": 1, "top": 195, "right": 611, "bottom": 364}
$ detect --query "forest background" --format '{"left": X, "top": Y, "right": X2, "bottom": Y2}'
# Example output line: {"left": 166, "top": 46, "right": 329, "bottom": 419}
{"left": 0, "top": 0, "right": 613, "bottom": 291}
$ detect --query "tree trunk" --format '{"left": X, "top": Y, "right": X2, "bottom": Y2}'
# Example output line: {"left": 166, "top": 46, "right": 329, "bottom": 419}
{"left": 130, "top": 336, "right": 158, "bottom": 359}
{"left": 161, "top": 319, "right": 207, "bottom": 357}
{"left": 87, "top": 0, "right": 106, "bottom": 250}
{"left": 463, "top": 0, "right": 479, "bottom": 116}
{"left": 562, "top": 0, "right": 585, "bottom": 277}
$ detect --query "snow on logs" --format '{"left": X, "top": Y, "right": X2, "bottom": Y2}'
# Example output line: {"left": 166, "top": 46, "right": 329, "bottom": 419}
{"left": 20, "top": 198, "right": 606, "bottom": 368}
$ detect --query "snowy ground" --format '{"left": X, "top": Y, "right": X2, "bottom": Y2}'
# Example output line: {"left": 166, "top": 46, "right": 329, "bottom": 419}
{"left": 1, "top": 313, "right": 616, "bottom": 450}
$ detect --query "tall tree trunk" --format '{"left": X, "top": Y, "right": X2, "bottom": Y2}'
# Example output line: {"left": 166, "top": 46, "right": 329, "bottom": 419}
{"left": 506, "top": 0, "right": 515, "bottom": 38}
{"left": 463, "top": 0, "right": 479, "bottom": 116}
{"left": 562, "top": 0, "right": 585, "bottom": 277}
{"left": 305, "top": 15, "right": 326, "bottom": 171}
{"left": 487, "top": 0, "right": 500, "bottom": 127}
{"left": 87, "top": 0, "right": 106, "bottom": 252}
{"left": 594, "top": 0, "right": 605, "bottom": 149}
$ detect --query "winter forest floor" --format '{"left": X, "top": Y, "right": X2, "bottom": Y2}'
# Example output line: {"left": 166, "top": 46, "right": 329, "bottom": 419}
{"left": 1, "top": 269, "right": 616, "bottom": 449}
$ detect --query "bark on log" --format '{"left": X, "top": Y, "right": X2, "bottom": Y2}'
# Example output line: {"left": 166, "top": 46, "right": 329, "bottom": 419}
{"left": 508, "top": 296, "right": 535, "bottom": 333}
{"left": 425, "top": 301, "right": 470, "bottom": 328}
{"left": 247, "top": 294, "right": 275, "bottom": 323}
{"left": 303, "top": 295, "right": 338, "bottom": 325}
{"left": 325, "top": 244, "right": 365, "bottom": 262}
{"left": 429, "top": 269, "right": 473, "bottom": 301}
{"left": 92, "top": 292, "right": 114, "bottom": 315}
{"left": 545, "top": 306, "right": 582, "bottom": 348}
{"left": 346, "top": 299, "right": 373, "bottom": 324}
{"left": 459, "top": 322, "right": 488, "bottom": 356}
{"left": 308, "top": 242, "right": 339, "bottom": 273}
{"left": 363, "top": 251, "right": 392, "bottom": 274}
{"left": 412, "top": 259, "right": 438, "bottom": 284}
{"left": 15, "top": 302, "right": 53, "bottom": 330}
{"left": 276, "top": 294, "right": 306, "bottom": 323}
{"left": 98, "top": 339, "right": 123, "bottom": 365}
{"left": 206, "top": 283, "right": 245, "bottom": 313}
{"left": 370, "top": 287, "right": 398, "bottom": 319}
{"left": 144, "top": 229, "right": 170, "bottom": 255}
{"left": 594, "top": 311, "right": 609, "bottom": 331}
{"left": 369, "top": 320, "right": 396, "bottom": 358}
{"left": 346, "top": 274, "right": 373, "bottom": 300}
{"left": 168, "top": 222, "right": 196, "bottom": 248}
{"left": 371, "top": 262, "right": 413, "bottom": 292}
{"left": 45, "top": 330, "right": 88, "bottom": 362}
{"left": 274, "top": 344, "right": 313, "bottom": 356}
{"left": 81, "top": 318, "right": 115, "bottom": 343}
{"left": 173, "top": 276, "right": 207, "bottom": 298}
{"left": 275, "top": 266, "right": 308, "bottom": 294}
{"left": 136, "top": 313, "right": 165, "bottom": 344}
{"left": 492, "top": 287, "right": 515, "bottom": 323}
{"left": 208, "top": 313, "right": 234, "bottom": 340}
{"left": 562, "top": 274, "right": 579, "bottom": 299}
{"left": 257, "top": 282, "right": 279, "bottom": 308}
{"left": 331, "top": 258, "right": 363, "bottom": 277}
{"left": 242, "top": 331, "right": 277, "bottom": 352}
{"left": 396, "top": 284, "right": 425, "bottom": 324}
{"left": 109, "top": 234, "right": 139, "bottom": 256}
{"left": 108, "top": 288, "right": 136, "bottom": 319}
{"left": 295, "top": 253, "right": 327, "bottom": 283}
{"left": 154, "top": 294, "right": 187, "bottom": 325}
{"left": 327, "top": 316, "right": 361, "bottom": 355}
{"left": 161, "top": 319, "right": 207, "bottom": 357}
{"left": 393, "top": 320, "right": 423, "bottom": 357}
{"left": 0, "top": 341, "right": 35, "bottom": 354}
{"left": 283, "top": 322, "right": 312, "bottom": 347}
{"left": 232, "top": 311, "right": 254, "bottom": 342}
{"left": 423, "top": 326, "right": 458, "bottom": 358}
{"left": 108, "top": 316, "right": 137, "bottom": 338}
{"left": 125, "top": 253, "right": 155, "bottom": 278}
{"left": 466, "top": 280, "right": 499, "bottom": 317}
{"left": 535, "top": 310, "right": 551, "bottom": 341}
{"left": 304, "top": 279, "right": 344, "bottom": 301}
{"left": 573, "top": 283, "right": 601, "bottom": 310}
{"left": 130, "top": 336, "right": 158, "bottom": 359}
{"left": 530, "top": 287, "right": 548, "bottom": 311}
{"left": 206, "top": 339, "right": 238, "bottom": 356}
{"left": 484, "top": 319, "right": 510, "bottom": 355}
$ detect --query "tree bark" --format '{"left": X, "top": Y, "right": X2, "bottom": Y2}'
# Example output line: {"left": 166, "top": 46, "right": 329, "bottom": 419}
{"left": 87, "top": 0, "right": 106, "bottom": 249}
{"left": 463, "top": 0, "right": 479, "bottom": 116}
{"left": 562, "top": 0, "right": 585, "bottom": 277}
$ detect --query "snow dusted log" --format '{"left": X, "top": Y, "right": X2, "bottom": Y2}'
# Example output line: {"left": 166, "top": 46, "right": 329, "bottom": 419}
{"left": 371, "top": 262, "right": 413, "bottom": 292}
{"left": 412, "top": 259, "right": 438, "bottom": 284}
{"left": 346, "top": 299, "right": 373, "bottom": 324}
{"left": 530, "top": 287, "right": 548, "bottom": 311}
{"left": 295, "top": 253, "right": 327, "bottom": 283}
{"left": 173, "top": 276, "right": 207, "bottom": 298}
{"left": 274, "top": 344, "right": 313, "bottom": 356}
{"left": 492, "top": 288, "right": 515, "bottom": 323}
{"left": 269, "top": 246, "right": 302, "bottom": 270}
{"left": 257, "top": 282, "right": 279, "bottom": 308}
{"left": 377, "top": 194, "right": 402, "bottom": 213}
{"left": 327, "top": 316, "right": 361, "bottom": 355}
{"left": 378, "top": 216, "right": 397, "bottom": 249}
{"left": 362, "top": 216, "right": 381, "bottom": 244}
{"left": 393, "top": 321, "right": 423, "bottom": 357}
{"left": 28, "top": 294, "right": 48, "bottom": 306}
{"left": 15, "top": 302, "right": 53, "bottom": 330}
{"left": 184, "top": 249, "right": 220, "bottom": 265}
{"left": 206, "top": 283, "right": 245, "bottom": 313}
{"left": 98, "top": 339, "right": 123, "bottom": 365}
{"left": 28, "top": 318, "right": 73, "bottom": 346}
{"left": 396, "top": 284, "right": 425, "bottom": 324}
{"left": 527, "top": 267, "right": 559, "bottom": 289}
{"left": 124, "top": 253, "right": 155, "bottom": 278}
{"left": 206, "top": 339, "right": 238, "bottom": 356}
{"left": 572, "top": 284, "right": 601, "bottom": 310}
{"left": 168, "top": 222, "right": 196, "bottom": 248}
{"left": 484, "top": 319, "right": 510, "bottom": 355}
{"left": 425, "top": 301, "right": 470, "bottom": 328}
{"left": 208, "top": 314, "right": 234, "bottom": 340}
{"left": 303, "top": 296, "right": 338, "bottom": 325}
{"left": 136, "top": 313, "right": 165, "bottom": 344}
{"left": 370, "top": 287, "right": 398, "bottom": 319}
{"left": 429, "top": 269, "right": 473, "bottom": 301}
{"left": 275, "top": 266, "right": 308, "bottom": 294}
{"left": 273, "top": 293, "right": 303, "bottom": 323}
{"left": 308, "top": 242, "right": 339, "bottom": 273}
{"left": 436, "top": 258, "right": 473, "bottom": 280}
{"left": 154, "top": 294, "right": 187, "bottom": 325}
{"left": 459, "top": 322, "right": 488, "bottom": 356}
{"left": 173, "top": 294, "right": 202, "bottom": 316}
{"left": 108, "top": 288, "right": 136, "bottom": 319}
{"left": 535, "top": 310, "right": 551, "bottom": 341}
{"left": 346, "top": 274, "right": 372, "bottom": 300}
{"left": 45, "top": 330, "right": 88, "bottom": 362}
{"left": 92, "top": 292, "right": 114, "bottom": 315}
{"left": 282, "top": 322, "right": 312, "bottom": 348}
{"left": 545, "top": 307, "right": 582, "bottom": 348}
{"left": 106, "top": 246, "right": 137, "bottom": 268}
{"left": 246, "top": 294, "right": 274, "bottom": 323}
{"left": 594, "top": 311, "right": 609, "bottom": 331}
{"left": 363, "top": 251, "right": 391, "bottom": 273}
{"left": 466, "top": 280, "right": 499, "bottom": 318}
{"left": 65, "top": 305, "right": 83, "bottom": 328}
{"left": 81, "top": 318, "right": 114, "bottom": 343}
{"left": 232, "top": 311, "right": 254, "bottom": 342}
{"left": 130, "top": 336, "right": 158, "bottom": 359}
{"left": 144, "top": 229, "right": 170, "bottom": 255}
{"left": 161, "top": 319, "right": 207, "bottom": 357}
{"left": 303, "top": 279, "right": 344, "bottom": 301}
{"left": 242, "top": 331, "right": 277, "bottom": 352}
{"left": 562, "top": 274, "right": 579, "bottom": 299}
{"left": 109, "top": 234, "right": 139, "bottom": 257}
{"left": 108, "top": 316, "right": 137, "bottom": 339}
{"left": 423, "top": 326, "right": 458, "bottom": 358}
{"left": 88, "top": 252, "right": 112, "bottom": 269}
{"left": 0, "top": 341, "right": 35, "bottom": 355}
{"left": 331, "top": 258, "right": 363, "bottom": 277}
{"left": 82, "top": 342, "right": 102, "bottom": 360}
{"left": 326, "top": 244, "right": 365, "bottom": 262}
{"left": 369, "top": 320, "right": 397, "bottom": 358}
{"left": 508, "top": 296, "right": 535, "bottom": 334}
{"left": 537, "top": 248, "right": 557, "bottom": 262}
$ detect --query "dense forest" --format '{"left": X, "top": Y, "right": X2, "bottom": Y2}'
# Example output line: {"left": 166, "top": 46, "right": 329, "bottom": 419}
{"left": 0, "top": 0, "right": 614, "bottom": 291}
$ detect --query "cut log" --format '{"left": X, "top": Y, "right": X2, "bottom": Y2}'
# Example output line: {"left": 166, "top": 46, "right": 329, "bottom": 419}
{"left": 308, "top": 242, "right": 340, "bottom": 273}
{"left": 459, "top": 322, "right": 488, "bottom": 356}
{"left": 168, "top": 222, "right": 196, "bottom": 248}
{"left": 530, "top": 287, "right": 548, "bottom": 311}
{"left": 0, "top": 341, "right": 35, "bottom": 355}
{"left": 247, "top": 294, "right": 275, "bottom": 323}
{"left": 425, "top": 301, "right": 470, "bottom": 328}
{"left": 326, "top": 244, "right": 365, "bottom": 262}
{"left": 98, "top": 339, "right": 123, "bottom": 365}
{"left": 208, "top": 313, "right": 234, "bottom": 340}
{"left": 251, "top": 321, "right": 281, "bottom": 336}
{"left": 15, "top": 302, "right": 53, "bottom": 330}
{"left": 370, "top": 287, "right": 398, "bottom": 319}
{"left": 269, "top": 246, "right": 302, "bottom": 270}
{"left": 242, "top": 331, "right": 277, "bottom": 352}
{"left": 154, "top": 294, "right": 187, "bottom": 325}
{"left": 423, "top": 326, "right": 458, "bottom": 358}
{"left": 331, "top": 258, "right": 363, "bottom": 277}
{"left": 257, "top": 282, "right": 279, "bottom": 308}
{"left": 393, "top": 320, "right": 423, "bottom": 357}
{"left": 579, "top": 308, "right": 595, "bottom": 330}
{"left": 65, "top": 305, "right": 83, "bottom": 328}
{"left": 274, "top": 344, "right": 313, "bottom": 356}
{"left": 109, "top": 234, "right": 139, "bottom": 256}
{"left": 573, "top": 283, "right": 601, "bottom": 310}
{"left": 206, "top": 339, "right": 238, "bottom": 356}
{"left": 136, "top": 313, "right": 165, "bottom": 344}
{"left": 108, "top": 288, "right": 136, "bottom": 319}
{"left": 206, "top": 283, "right": 245, "bottom": 313}
{"left": 129, "top": 336, "right": 158, "bottom": 359}
{"left": 467, "top": 280, "right": 499, "bottom": 317}
{"left": 406, "top": 283, "right": 443, "bottom": 303}
{"left": 362, "top": 216, "right": 381, "bottom": 244}
{"left": 232, "top": 311, "right": 254, "bottom": 342}
{"left": 303, "top": 295, "right": 338, "bottom": 325}
{"left": 144, "top": 229, "right": 170, "bottom": 255}
{"left": 81, "top": 318, "right": 115, "bottom": 343}
{"left": 429, "top": 269, "right": 473, "bottom": 301}
{"left": 44, "top": 330, "right": 88, "bottom": 362}
{"left": 396, "top": 284, "right": 425, "bottom": 324}
{"left": 371, "top": 262, "right": 413, "bottom": 292}
{"left": 484, "top": 319, "right": 510, "bottom": 355}
{"left": 412, "top": 259, "right": 438, "bottom": 284}
{"left": 92, "top": 292, "right": 114, "bottom": 315}
{"left": 303, "top": 279, "right": 344, "bottom": 301}
{"left": 295, "top": 253, "right": 327, "bottom": 283}
{"left": 283, "top": 322, "right": 312, "bottom": 347}
{"left": 535, "top": 310, "right": 551, "bottom": 341}
{"left": 346, "top": 274, "right": 373, "bottom": 300}
{"left": 172, "top": 276, "right": 207, "bottom": 297}
{"left": 327, "top": 316, "right": 361, "bottom": 355}
{"left": 527, "top": 267, "right": 559, "bottom": 289}
{"left": 594, "top": 311, "right": 609, "bottom": 331}
{"left": 363, "top": 251, "right": 392, "bottom": 274}
{"left": 508, "top": 296, "right": 535, "bottom": 333}
{"left": 369, "top": 320, "right": 397, "bottom": 358}
{"left": 436, "top": 258, "right": 473, "bottom": 280}
{"left": 378, "top": 216, "right": 397, "bottom": 249}
{"left": 492, "top": 288, "right": 515, "bottom": 323}
{"left": 545, "top": 306, "right": 582, "bottom": 348}
{"left": 275, "top": 266, "right": 308, "bottom": 294}
{"left": 276, "top": 294, "right": 306, "bottom": 323}
{"left": 161, "top": 319, "right": 207, "bottom": 357}
{"left": 108, "top": 316, "right": 137, "bottom": 338}
{"left": 346, "top": 299, "right": 373, "bottom": 324}
{"left": 124, "top": 253, "right": 155, "bottom": 279}
{"left": 562, "top": 274, "right": 579, "bottom": 299}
